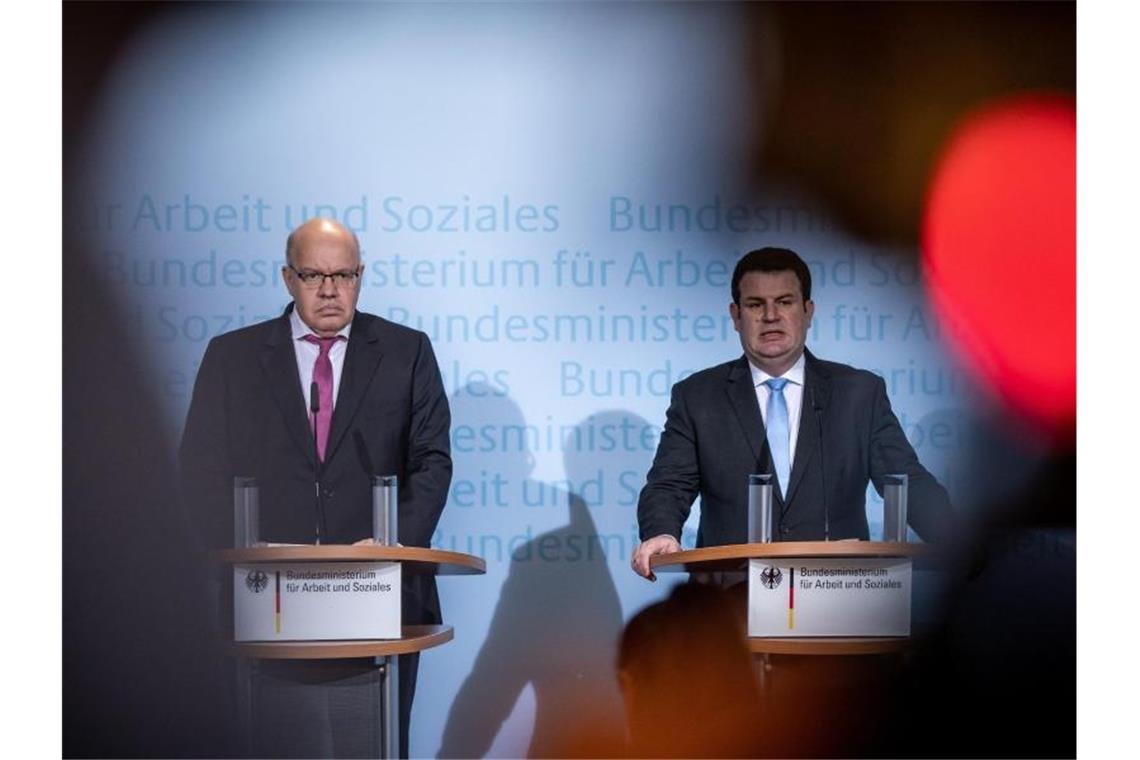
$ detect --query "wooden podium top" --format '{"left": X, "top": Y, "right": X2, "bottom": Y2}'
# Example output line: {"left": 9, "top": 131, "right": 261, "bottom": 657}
{"left": 748, "top": 636, "right": 911, "bottom": 655}
{"left": 651, "top": 540, "right": 926, "bottom": 573}
{"left": 229, "top": 624, "right": 454, "bottom": 659}
{"left": 215, "top": 545, "right": 485, "bottom": 575}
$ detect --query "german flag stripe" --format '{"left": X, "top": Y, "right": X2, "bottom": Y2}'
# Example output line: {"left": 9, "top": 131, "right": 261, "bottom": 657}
{"left": 274, "top": 571, "right": 282, "bottom": 634}
{"left": 788, "top": 566, "right": 795, "bottom": 629}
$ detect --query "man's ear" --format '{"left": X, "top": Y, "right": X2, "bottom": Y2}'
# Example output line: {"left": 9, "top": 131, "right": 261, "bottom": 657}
{"left": 729, "top": 301, "right": 741, "bottom": 330}
{"left": 282, "top": 266, "right": 296, "bottom": 298}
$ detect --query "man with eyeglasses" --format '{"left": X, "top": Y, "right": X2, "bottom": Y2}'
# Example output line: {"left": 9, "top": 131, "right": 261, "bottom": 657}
{"left": 180, "top": 217, "right": 451, "bottom": 758}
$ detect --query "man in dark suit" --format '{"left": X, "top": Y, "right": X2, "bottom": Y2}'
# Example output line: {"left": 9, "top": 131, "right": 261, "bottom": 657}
{"left": 180, "top": 218, "right": 451, "bottom": 756}
{"left": 632, "top": 247, "right": 952, "bottom": 579}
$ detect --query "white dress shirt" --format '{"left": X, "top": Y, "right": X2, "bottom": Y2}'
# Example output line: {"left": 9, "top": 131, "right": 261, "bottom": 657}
{"left": 290, "top": 308, "right": 352, "bottom": 411}
{"left": 749, "top": 352, "right": 806, "bottom": 469}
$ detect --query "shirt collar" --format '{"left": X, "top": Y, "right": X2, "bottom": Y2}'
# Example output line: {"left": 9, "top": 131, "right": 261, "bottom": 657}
{"left": 749, "top": 351, "right": 806, "bottom": 388}
{"left": 290, "top": 307, "right": 353, "bottom": 342}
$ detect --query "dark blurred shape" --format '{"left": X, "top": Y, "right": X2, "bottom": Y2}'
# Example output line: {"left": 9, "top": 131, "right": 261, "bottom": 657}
{"left": 617, "top": 584, "right": 763, "bottom": 758}
{"left": 880, "top": 450, "right": 1076, "bottom": 759}
{"left": 64, "top": 1, "right": 170, "bottom": 156}
{"left": 64, "top": 3, "right": 235, "bottom": 756}
{"left": 755, "top": 1, "right": 1074, "bottom": 246}
{"left": 63, "top": 177, "right": 233, "bottom": 760}
{"left": 923, "top": 95, "right": 1075, "bottom": 441}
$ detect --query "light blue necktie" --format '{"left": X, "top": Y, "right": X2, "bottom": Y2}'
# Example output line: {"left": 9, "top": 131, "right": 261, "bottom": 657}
{"left": 764, "top": 378, "right": 790, "bottom": 499}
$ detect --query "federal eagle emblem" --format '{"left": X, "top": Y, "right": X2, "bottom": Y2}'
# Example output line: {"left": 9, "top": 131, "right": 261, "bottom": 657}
{"left": 245, "top": 570, "right": 269, "bottom": 593}
{"left": 759, "top": 565, "right": 783, "bottom": 589}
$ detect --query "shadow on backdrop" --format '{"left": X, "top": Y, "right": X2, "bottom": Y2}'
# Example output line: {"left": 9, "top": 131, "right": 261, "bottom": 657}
{"left": 439, "top": 395, "right": 636, "bottom": 757}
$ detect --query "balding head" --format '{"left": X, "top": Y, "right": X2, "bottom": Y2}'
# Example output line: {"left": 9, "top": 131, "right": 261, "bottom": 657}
{"left": 285, "top": 217, "right": 361, "bottom": 268}
{"left": 282, "top": 217, "right": 364, "bottom": 337}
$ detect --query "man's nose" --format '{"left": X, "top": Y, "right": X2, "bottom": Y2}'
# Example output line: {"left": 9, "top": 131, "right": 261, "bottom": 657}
{"left": 318, "top": 277, "right": 338, "bottom": 296}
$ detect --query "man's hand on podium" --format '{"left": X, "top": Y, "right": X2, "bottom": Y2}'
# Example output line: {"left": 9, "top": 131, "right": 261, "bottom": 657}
{"left": 352, "top": 538, "right": 404, "bottom": 546}
{"left": 631, "top": 535, "right": 682, "bottom": 581}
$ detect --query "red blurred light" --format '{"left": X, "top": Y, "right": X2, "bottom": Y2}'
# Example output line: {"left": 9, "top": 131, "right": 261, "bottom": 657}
{"left": 922, "top": 95, "right": 1075, "bottom": 440}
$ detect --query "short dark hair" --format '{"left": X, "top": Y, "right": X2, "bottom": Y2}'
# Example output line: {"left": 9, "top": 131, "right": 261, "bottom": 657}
{"left": 731, "top": 247, "right": 812, "bottom": 304}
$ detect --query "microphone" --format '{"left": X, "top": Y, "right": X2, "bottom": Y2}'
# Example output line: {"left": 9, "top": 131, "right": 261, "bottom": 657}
{"left": 310, "top": 381, "right": 327, "bottom": 544}
{"left": 812, "top": 387, "right": 829, "bottom": 541}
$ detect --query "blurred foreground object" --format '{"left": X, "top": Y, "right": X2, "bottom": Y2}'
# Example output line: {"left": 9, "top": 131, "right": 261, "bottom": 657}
{"left": 758, "top": 1, "right": 1074, "bottom": 245}
{"left": 923, "top": 95, "right": 1076, "bottom": 442}
{"left": 618, "top": 584, "right": 763, "bottom": 758}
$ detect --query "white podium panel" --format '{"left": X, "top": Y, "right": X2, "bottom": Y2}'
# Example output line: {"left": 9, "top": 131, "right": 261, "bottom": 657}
{"left": 748, "top": 557, "right": 911, "bottom": 637}
{"left": 234, "top": 562, "right": 401, "bottom": 641}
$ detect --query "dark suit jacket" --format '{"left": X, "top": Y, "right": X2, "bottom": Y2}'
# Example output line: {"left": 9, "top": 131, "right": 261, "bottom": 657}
{"left": 638, "top": 349, "right": 952, "bottom": 545}
{"left": 179, "top": 307, "right": 452, "bottom": 624}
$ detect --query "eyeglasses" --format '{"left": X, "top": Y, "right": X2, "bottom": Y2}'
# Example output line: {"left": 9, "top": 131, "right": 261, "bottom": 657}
{"left": 288, "top": 265, "right": 361, "bottom": 289}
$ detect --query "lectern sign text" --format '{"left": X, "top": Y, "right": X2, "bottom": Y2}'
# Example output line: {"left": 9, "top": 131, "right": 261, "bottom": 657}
{"left": 233, "top": 561, "right": 401, "bottom": 642}
{"left": 748, "top": 558, "right": 911, "bottom": 637}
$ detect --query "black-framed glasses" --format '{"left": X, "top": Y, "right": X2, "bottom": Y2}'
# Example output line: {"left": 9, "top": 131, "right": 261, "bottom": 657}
{"left": 287, "top": 265, "right": 361, "bottom": 289}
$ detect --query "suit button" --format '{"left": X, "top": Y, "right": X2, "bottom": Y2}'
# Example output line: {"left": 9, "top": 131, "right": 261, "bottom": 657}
{"left": 780, "top": 527, "right": 790, "bottom": 535}
{"left": 322, "top": 487, "right": 335, "bottom": 498}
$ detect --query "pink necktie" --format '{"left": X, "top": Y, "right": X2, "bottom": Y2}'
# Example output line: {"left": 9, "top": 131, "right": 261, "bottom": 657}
{"left": 302, "top": 335, "right": 344, "bottom": 461}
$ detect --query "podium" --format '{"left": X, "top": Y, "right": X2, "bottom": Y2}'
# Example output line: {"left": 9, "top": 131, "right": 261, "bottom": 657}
{"left": 645, "top": 542, "right": 930, "bottom": 756}
{"left": 651, "top": 541, "right": 926, "bottom": 658}
{"left": 216, "top": 545, "right": 485, "bottom": 759}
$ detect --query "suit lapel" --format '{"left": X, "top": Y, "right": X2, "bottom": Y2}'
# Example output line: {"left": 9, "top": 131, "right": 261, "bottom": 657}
{"left": 259, "top": 314, "right": 316, "bottom": 465}
{"left": 783, "top": 350, "right": 831, "bottom": 510}
{"left": 325, "top": 313, "right": 384, "bottom": 465}
{"left": 784, "top": 401, "right": 817, "bottom": 509}
{"left": 724, "top": 356, "right": 771, "bottom": 475}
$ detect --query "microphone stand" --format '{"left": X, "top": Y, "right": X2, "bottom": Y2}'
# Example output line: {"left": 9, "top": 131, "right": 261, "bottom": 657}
{"left": 310, "top": 380, "right": 327, "bottom": 544}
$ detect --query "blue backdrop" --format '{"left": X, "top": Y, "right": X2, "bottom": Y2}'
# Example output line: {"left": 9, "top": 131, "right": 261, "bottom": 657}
{"left": 70, "top": 4, "right": 992, "bottom": 755}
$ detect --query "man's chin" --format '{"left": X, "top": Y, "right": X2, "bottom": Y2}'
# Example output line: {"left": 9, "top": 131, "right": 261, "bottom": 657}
{"left": 746, "top": 344, "right": 803, "bottom": 372}
{"left": 755, "top": 343, "right": 792, "bottom": 359}
{"left": 305, "top": 312, "right": 351, "bottom": 335}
